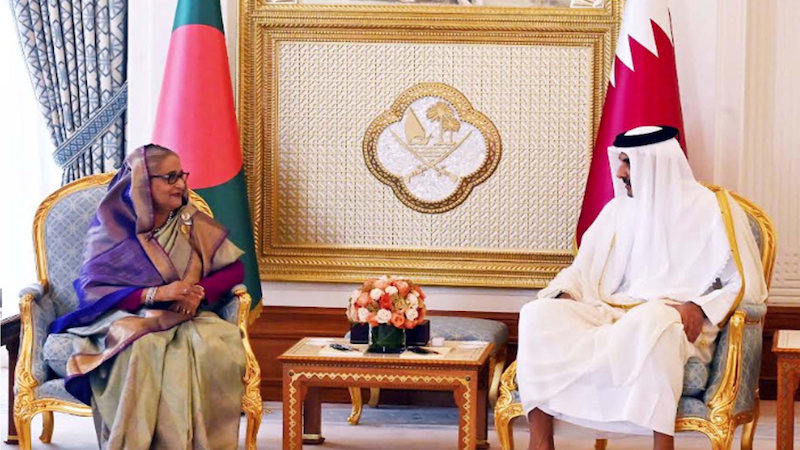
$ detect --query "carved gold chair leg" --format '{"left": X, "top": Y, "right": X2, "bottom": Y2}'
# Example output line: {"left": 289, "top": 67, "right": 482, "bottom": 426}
{"left": 368, "top": 387, "right": 380, "bottom": 408}
{"left": 489, "top": 347, "right": 508, "bottom": 407}
{"left": 741, "top": 397, "right": 759, "bottom": 450}
{"left": 594, "top": 438, "right": 608, "bottom": 450}
{"left": 39, "top": 411, "right": 54, "bottom": 443}
{"left": 495, "top": 411, "right": 519, "bottom": 450}
{"left": 348, "top": 387, "right": 363, "bottom": 425}
{"left": 14, "top": 411, "right": 33, "bottom": 450}
{"left": 245, "top": 407, "right": 263, "bottom": 450}
{"left": 710, "top": 433, "right": 735, "bottom": 450}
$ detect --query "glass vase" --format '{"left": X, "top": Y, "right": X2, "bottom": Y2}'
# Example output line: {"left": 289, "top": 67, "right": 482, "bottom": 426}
{"left": 369, "top": 323, "right": 405, "bottom": 353}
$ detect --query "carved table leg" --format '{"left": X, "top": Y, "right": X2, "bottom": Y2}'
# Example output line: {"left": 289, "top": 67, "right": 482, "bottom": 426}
{"left": 456, "top": 372, "right": 479, "bottom": 450}
{"left": 303, "top": 386, "right": 325, "bottom": 445}
{"left": 283, "top": 368, "right": 304, "bottom": 450}
{"left": 776, "top": 357, "right": 800, "bottom": 450}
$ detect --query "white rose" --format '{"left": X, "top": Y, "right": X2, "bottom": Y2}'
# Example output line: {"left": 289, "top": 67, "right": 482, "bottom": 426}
{"left": 370, "top": 288, "right": 383, "bottom": 300}
{"left": 385, "top": 286, "right": 398, "bottom": 295}
{"left": 376, "top": 309, "right": 392, "bottom": 324}
{"left": 405, "top": 308, "right": 419, "bottom": 321}
{"left": 379, "top": 275, "right": 389, "bottom": 281}
{"left": 358, "top": 307, "right": 370, "bottom": 323}
{"left": 408, "top": 297, "right": 419, "bottom": 308}
{"left": 412, "top": 290, "right": 420, "bottom": 297}
{"left": 350, "top": 290, "right": 362, "bottom": 300}
{"left": 407, "top": 293, "right": 418, "bottom": 303}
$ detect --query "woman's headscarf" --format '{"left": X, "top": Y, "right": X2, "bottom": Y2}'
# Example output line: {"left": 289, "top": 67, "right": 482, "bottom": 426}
{"left": 50, "top": 146, "right": 243, "bottom": 333}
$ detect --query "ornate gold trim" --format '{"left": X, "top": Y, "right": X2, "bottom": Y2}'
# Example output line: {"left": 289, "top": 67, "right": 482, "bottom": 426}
{"left": 239, "top": 0, "right": 624, "bottom": 288}
{"left": 19, "top": 174, "right": 263, "bottom": 450}
{"left": 234, "top": 289, "right": 265, "bottom": 450}
{"left": 363, "top": 82, "right": 502, "bottom": 214}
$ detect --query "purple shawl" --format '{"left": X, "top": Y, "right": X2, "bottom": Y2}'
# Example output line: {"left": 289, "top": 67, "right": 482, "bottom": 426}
{"left": 50, "top": 146, "right": 229, "bottom": 333}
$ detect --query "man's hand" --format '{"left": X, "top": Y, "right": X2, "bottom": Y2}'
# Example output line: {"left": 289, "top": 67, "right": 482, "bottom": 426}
{"left": 556, "top": 292, "right": 574, "bottom": 300}
{"left": 670, "top": 302, "right": 705, "bottom": 343}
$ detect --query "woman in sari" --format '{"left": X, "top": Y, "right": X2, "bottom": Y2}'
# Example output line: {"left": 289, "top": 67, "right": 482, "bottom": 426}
{"left": 49, "top": 144, "right": 247, "bottom": 450}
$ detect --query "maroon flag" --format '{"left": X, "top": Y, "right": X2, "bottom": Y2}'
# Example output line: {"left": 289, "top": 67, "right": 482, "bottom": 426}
{"left": 576, "top": 0, "right": 686, "bottom": 245}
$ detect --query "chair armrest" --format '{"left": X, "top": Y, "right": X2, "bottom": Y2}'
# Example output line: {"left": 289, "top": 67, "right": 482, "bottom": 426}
{"left": 15, "top": 285, "right": 57, "bottom": 401}
{"left": 496, "top": 360, "right": 519, "bottom": 408}
{"left": 703, "top": 307, "right": 765, "bottom": 418}
{"left": 230, "top": 286, "right": 263, "bottom": 417}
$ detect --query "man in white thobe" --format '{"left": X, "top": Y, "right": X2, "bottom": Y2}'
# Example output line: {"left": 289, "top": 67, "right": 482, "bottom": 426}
{"left": 517, "top": 126, "right": 767, "bottom": 450}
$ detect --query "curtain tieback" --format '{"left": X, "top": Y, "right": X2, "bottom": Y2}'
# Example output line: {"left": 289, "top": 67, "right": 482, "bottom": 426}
{"left": 53, "top": 82, "right": 129, "bottom": 169}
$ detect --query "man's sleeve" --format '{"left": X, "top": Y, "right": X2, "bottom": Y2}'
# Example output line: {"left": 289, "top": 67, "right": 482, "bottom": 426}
{"left": 692, "top": 257, "right": 741, "bottom": 326}
{"left": 538, "top": 265, "right": 583, "bottom": 300}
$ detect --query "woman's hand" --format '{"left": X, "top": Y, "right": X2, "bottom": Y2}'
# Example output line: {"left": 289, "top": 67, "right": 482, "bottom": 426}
{"left": 155, "top": 281, "right": 205, "bottom": 316}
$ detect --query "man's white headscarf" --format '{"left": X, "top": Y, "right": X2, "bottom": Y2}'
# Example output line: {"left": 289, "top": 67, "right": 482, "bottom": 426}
{"left": 605, "top": 126, "right": 730, "bottom": 302}
{"left": 540, "top": 126, "right": 767, "bottom": 319}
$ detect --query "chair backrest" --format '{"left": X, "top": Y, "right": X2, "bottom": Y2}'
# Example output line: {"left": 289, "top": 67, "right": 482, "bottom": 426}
{"left": 33, "top": 173, "right": 213, "bottom": 318}
{"left": 703, "top": 185, "right": 777, "bottom": 287}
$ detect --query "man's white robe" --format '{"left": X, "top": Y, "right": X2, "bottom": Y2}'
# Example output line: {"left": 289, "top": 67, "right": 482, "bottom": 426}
{"left": 517, "top": 136, "right": 767, "bottom": 436}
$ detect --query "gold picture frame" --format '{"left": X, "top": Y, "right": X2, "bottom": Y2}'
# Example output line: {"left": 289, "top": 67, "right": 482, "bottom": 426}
{"left": 239, "top": 0, "right": 623, "bottom": 288}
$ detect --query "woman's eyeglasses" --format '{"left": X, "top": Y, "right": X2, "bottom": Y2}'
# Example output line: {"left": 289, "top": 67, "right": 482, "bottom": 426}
{"left": 150, "top": 171, "right": 190, "bottom": 185}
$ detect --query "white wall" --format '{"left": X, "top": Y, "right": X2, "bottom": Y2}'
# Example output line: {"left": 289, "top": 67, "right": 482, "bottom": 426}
{"left": 128, "top": 0, "right": 800, "bottom": 311}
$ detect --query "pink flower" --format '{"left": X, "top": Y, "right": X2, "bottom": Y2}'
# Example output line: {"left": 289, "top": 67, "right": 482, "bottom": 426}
{"left": 395, "top": 281, "right": 411, "bottom": 297}
{"left": 391, "top": 312, "right": 406, "bottom": 328}
{"left": 356, "top": 292, "right": 371, "bottom": 307}
{"left": 374, "top": 278, "right": 390, "bottom": 290}
{"left": 368, "top": 313, "right": 379, "bottom": 327}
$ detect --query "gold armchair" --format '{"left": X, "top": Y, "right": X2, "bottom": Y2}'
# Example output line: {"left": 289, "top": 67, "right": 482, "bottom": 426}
{"left": 13, "top": 173, "right": 263, "bottom": 450}
{"left": 494, "top": 187, "right": 777, "bottom": 450}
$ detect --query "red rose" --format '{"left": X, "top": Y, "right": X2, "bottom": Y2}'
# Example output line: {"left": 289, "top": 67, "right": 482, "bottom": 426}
{"left": 379, "top": 294, "right": 392, "bottom": 310}
{"left": 404, "top": 319, "right": 418, "bottom": 329}
{"left": 417, "top": 307, "right": 426, "bottom": 322}
{"left": 416, "top": 286, "right": 426, "bottom": 301}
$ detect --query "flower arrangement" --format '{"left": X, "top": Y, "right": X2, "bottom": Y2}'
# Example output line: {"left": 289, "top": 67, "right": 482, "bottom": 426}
{"left": 346, "top": 276, "right": 427, "bottom": 330}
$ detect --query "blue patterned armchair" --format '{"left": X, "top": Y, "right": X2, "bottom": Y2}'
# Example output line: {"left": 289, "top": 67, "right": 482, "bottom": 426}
{"left": 13, "top": 173, "right": 263, "bottom": 450}
{"left": 494, "top": 186, "right": 777, "bottom": 450}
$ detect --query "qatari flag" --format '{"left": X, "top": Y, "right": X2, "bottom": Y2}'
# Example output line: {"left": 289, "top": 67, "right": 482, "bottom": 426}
{"left": 576, "top": 0, "right": 687, "bottom": 246}
{"left": 153, "top": 0, "right": 263, "bottom": 312}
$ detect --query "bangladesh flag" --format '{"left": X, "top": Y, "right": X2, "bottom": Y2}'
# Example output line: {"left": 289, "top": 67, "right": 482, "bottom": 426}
{"left": 153, "top": 0, "right": 262, "bottom": 317}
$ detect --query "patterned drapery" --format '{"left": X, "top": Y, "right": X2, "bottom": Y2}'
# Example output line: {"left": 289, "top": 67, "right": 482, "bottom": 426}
{"left": 10, "top": 0, "right": 127, "bottom": 184}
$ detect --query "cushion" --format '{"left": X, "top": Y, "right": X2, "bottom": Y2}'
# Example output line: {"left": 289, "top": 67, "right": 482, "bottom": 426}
{"left": 426, "top": 316, "right": 509, "bottom": 350}
{"left": 677, "top": 396, "right": 707, "bottom": 419}
{"left": 42, "top": 333, "right": 81, "bottom": 378}
{"left": 43, "top": 186, "right": 107, "bottom": 317}
{"left": 682, "top": 357, "right": 710, "bottom": 398}
{"left": 35, "top": 378, "right": 82, "bottom": 404}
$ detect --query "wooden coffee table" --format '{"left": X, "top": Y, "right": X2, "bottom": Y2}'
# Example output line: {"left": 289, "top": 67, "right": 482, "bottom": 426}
{"left": 279, "top": 338, "right": 494, "bottom": 450}
{"left": 774, "top": 330, "right": 800, "bottom": 450}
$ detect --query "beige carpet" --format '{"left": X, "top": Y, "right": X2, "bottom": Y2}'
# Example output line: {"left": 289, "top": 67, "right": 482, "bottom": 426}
{"left": 2, "top": 372, "right": 798, "bottom": 449}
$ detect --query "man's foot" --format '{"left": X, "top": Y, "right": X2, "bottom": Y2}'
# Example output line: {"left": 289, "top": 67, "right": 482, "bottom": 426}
{"left": 653, "top": 432, "right": 674, "bottom": 450}
{"left": 527, "top": 408, "right": 555, "bottom": 450}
